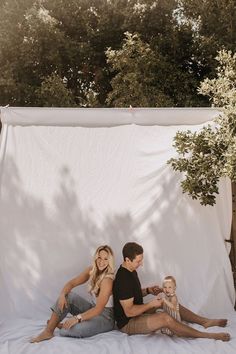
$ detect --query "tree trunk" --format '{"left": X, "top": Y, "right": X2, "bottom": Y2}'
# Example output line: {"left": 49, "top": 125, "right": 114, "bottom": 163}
{"left": 229, "top": 182, "right": 236, "bottom": 307}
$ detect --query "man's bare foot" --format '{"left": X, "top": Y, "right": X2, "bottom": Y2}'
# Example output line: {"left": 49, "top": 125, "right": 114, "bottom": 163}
{"left": 208, "top": 332, "right": 230, "bottom": 341}
{"left": 30, "top": 329, "right": 53, "bottom": 343}
{"left": 203, "top": 319, "right": 227, "bottom": 328}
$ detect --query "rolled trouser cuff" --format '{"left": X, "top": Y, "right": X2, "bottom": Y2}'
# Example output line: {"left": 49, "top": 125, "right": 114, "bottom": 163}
{"left": 50, "top": 296, "right": 70, "bottom": 321}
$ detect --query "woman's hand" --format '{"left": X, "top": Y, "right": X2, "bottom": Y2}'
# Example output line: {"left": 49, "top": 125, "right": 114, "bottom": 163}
{"left": 62, "top": 317, "right": 78, "bottom": 329}
{"left": 58, "top": 294, "right": 68, "bottom": 311}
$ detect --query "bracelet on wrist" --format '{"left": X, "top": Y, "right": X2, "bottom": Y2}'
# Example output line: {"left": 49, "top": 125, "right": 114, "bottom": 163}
{"left": 75, "top": 314, "right": 82, "bottom": 323}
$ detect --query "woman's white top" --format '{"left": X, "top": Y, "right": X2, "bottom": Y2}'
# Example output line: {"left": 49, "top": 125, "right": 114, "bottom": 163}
{"left": 91, "top": 293, "right": 113, "bottom": 308}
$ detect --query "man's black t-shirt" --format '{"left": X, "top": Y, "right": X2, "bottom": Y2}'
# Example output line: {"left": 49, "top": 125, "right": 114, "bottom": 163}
{"left": 113, "top": 265, "right": 143, "bottom": 329}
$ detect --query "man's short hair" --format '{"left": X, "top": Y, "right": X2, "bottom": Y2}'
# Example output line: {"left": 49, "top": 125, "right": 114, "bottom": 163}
{"left": 122, "top": 242, "right": 143, "bottom": 261}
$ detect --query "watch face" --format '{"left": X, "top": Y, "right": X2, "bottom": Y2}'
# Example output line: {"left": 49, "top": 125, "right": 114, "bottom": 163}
{"left": 77, "top": 314, "right": 82, "bottom": 322}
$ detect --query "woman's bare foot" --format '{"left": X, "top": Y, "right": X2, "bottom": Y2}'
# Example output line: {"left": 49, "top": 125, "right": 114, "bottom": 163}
{"left": 30, "top": 329, "right": 54, "bottom": 343}
{"left": 208, "top": 332, "right": 230, "bottom": 341}
{"left": 203, "top": 319, "right": 227, "bottom": 328}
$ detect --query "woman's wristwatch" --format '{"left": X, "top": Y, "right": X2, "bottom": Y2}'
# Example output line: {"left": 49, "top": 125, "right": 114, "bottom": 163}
{"left": 74, "top": 314, "right": 82, "bottom": 323}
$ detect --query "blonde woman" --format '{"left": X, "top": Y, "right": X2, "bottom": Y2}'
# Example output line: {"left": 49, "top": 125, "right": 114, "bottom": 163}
{"left": 31, "top": 245, "right": 115, "bottom": 342}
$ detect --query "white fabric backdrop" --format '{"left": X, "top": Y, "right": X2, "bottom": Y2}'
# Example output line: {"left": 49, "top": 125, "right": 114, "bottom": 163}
{"left": 0, "top": 107, "right": 235, "bottom": 354}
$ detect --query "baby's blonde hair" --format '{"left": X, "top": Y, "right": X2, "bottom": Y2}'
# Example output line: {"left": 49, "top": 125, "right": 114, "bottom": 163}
{"left": 88, "top": 245, "right": 115, "bottom": 296}
{"left": 163, "top": 275, "right": 177, "bottom": 287}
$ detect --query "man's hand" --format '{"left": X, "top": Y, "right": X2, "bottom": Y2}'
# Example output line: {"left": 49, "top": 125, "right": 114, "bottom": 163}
{"left": 62, "top": 317, "right": 78, "bottom": 329}
{"left": 149, "top": 297, "right": 163, "bottom": 309}
{"left": 148, "top": 285, "right": 163, "bottom": 296}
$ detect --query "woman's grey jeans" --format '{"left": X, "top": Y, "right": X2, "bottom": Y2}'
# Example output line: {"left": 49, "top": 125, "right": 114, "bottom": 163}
{"left": 51, "top": 291, "right": 114, "bottom": 338}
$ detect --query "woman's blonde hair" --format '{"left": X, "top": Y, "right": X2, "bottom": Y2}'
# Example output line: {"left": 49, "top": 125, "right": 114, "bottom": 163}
{"left": 88, "top": 245, "right": 115, "bottom": 296}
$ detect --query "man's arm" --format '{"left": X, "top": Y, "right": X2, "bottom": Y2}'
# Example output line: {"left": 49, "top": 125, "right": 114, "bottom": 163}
{"left": 142, "top": 285, "right": 163, "bottom": 297}
{"left": 120, "top": 297, "right": 163, "bottom": 318}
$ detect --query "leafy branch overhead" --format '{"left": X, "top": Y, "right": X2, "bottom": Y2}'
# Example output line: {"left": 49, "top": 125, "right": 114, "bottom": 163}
{"left": 168, "top": 50, "right": 236, "bottom": 206}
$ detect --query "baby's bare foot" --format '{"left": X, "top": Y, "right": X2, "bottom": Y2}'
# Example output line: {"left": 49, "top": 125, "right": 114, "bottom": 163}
{"left": 203, "top": 319, "right": 227, "bottom": 328}
{"left": 30, "top": 329, "right": 53, "bottom": 343}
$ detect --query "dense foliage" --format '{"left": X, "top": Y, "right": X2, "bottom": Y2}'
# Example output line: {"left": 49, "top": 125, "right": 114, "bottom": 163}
{"left": 0, "top": 0, "right": 235, "bottom": 107}
{"left": 168, "top": 50, "right": 236, "bottom": 206}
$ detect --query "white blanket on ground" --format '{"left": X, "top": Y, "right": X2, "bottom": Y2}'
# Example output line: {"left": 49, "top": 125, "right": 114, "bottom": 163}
{"left": 1, "top": 316, "right": 236, "bottom": 354}
{"left": 0, "top": 108, "right": 235, "bottom": 353}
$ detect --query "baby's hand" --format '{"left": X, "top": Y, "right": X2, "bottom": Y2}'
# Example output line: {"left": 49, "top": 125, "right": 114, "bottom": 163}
{"left": 150, "top": 297, "right": 163, "bottom": 309}
{"left": 157, "top": 292, "right": 165, "bottom": 300}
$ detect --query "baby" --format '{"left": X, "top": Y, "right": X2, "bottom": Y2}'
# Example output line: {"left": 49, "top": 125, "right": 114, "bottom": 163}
{"left": 160, "top": 275, "right": 181, "bottom": 336}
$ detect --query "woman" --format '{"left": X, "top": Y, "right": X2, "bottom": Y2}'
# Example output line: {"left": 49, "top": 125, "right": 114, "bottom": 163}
{"left": 31, "top": 245, "right": 115, "bottom": 342}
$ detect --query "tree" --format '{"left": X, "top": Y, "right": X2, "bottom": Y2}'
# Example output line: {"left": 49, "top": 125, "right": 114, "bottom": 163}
{"left": 107, "top": 0, "right": 205, "bottom": 107}
{"left": 180, "top": 0, "right": 236, "bottom": 50}
{"left": 179, "top": 0, "right": 236, "bottom": 82}
{"left": 0, "top": 0, "right": 127, "bottom": 106}
{"left": 106, "top": 32, "right": 173, "bottom": 107}
{"left": 168, "top": 50, "right": 236, "bottom": 206}
{"left": 0, "top": 0, "right": 235, "bottom": 107}
{"left": 0, "top": 0, "right": 67, "bottom": 106}
{"left": 36, "top": 73, "right": 76, "bottom": 107}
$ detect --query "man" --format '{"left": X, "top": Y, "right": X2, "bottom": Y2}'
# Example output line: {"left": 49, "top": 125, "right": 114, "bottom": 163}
{"left": 113, "top": 242, "right": 230, "bottom": 341}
